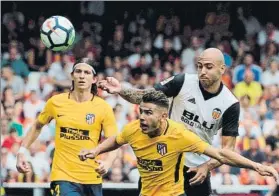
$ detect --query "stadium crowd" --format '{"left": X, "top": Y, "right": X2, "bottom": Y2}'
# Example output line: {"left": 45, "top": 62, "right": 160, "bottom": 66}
{"left": 1, "top": 1, "right": 279, "bottom": 192}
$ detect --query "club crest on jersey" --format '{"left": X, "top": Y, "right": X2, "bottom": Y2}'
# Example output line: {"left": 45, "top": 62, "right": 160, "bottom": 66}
{"left": 212, "top": 108, "right": 222, "bottom": 120}
{"left": 157, "top": 143, "right": 167, "bottom": 156}
{"left": 160, "top": 76, "right": 174, "bottom": 85}
{"left": 85, "top": 113, "right": 95, "bottom": 124}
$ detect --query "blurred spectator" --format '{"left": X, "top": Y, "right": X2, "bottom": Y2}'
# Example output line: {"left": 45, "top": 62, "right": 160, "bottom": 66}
{"left": 27, "top": 39, "right": 52, "bottom": 72}
{"left": 1, "top": 148, "right": 9, "bottom": 181}
{"left": 1, "top": 65, "right": 25, "bottom": 101}
{"left": 1, "top": 128, "right": 21, "bottom": 150}
{"left": 233, "top": 53, "right": 262, "bottom": 84}
{"left": 1, "top": 86, "right": 16, "bottom": 108}
{"left": 1, "top": 102, "right": 5, "bottom": 118}
{"left": 262, "top": 110, "right": 279, "bottom": 137}
{"left": 2, "top": 2, "right": 25, "bottom": 46}
{"left": 28, "top": 140, "right": 50, "bottom": 182}
{"left": 205, "top": 33, "right": 222, "bottom": 49}
{"left": 128, "top": 41, "right": 152, "bottom": 69}
{"left": 6, "top": 142, "right": 21, "bottom": 173}
{"left": 217, "top": 43, "right": 233, "bottom": 68}
{"left": 1, "top": 118, "right": 9, "bottom": 145}
{"left": 241, "top": 137, "right": 267, "bottom": 163}
{"left": 261, "top": 42, "right": 279, "bottom": 69}
{"left": 266, "top": 97, "right": 279, "bottom": 120}
{"left": 263, "top": 145, "right": 277, "bottom": 164}
{"left": 264, "top": 85, "right": 279, "bottom": 109}
{"left": 156, "top": 39, "right": 179, "bottom": 65}
{"left": 80, "top": 1, "right": 105, "bottom": 17}
{"left": 104, "top": 56, "right": 114, "bottom": 76}
{"left": 181, "top": 36, "right": 204, "bottom": 74}
{"left": 5, "top": 106, "right": 23, "bottom": 137}
{"left": 1, "top": 46, "right": 29, "bottom": 79}
{"left": 48, "top": 52, "right": 73, "bottom": 91}
{"left": 239, "top": 95, "right": 259, "bottom": 122}
{"left": 246, "top": 35, "right": 261, "bottom": 64}
{"left": 130, "top": 55, "right": 154, "bottom": 79}
{"left": 262, "top": 60, "right": 279, "bottom": 87}
{"left": 112, "top": 56, "right": 124, "bottom": 73}
{"left": 113, "top": 103, "right": 128, "bottom": 131}
{"left": 107, "top": 26, "right": 129, "bottom": 58}
{"left": 23, "top": 90, "right": 46, "bottom": 125}
{"left": 211, "top": 165, "right": 240, "bottom": 185}
{"left": 258, "top": 23, "right": 279, "bottom": 47}
{"left": 4, "top": 169, "right": 18, "bottom": 183}
{"left": 25, "top": 73, "right": 54, "bottom": 101}
{"left": 2, "top": 2, "right": 24, "bottom": 27}
{"left": 237, "top": 7, "right": 261, "bottom": 37}
{"left": 13, "top": 101, "right": 24, "bottom": 125}
{"left": 234, "top": 70, "right": 263, "bottom": 106}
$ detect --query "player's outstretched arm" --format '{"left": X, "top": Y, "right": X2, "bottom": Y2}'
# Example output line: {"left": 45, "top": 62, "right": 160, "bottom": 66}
{"left": 16, "top": 120, "right": 45, "bottom": 173}
{"left": 98, "top": 77, "right": 155, "bottom": 104}
{"left": 119, "top": 87, "right": 155, "bottom": 105}
{"left": 203, "top": 146, "right": 279, "bottom": 182}
{"left": 79, "top": 136, "right": 122, "bottom": 161}
{"left": 205, "top": 136, "right": 236, "bottom": 171}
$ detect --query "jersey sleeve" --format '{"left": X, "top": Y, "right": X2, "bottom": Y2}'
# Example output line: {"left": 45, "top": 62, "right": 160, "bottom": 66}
{"left": 153, "top": 73, "right": 185, "bottom": 97}
{"left": 221, "top": 102, "right": 240, "bottom": 137}
{"left": 115, "top": 124, "right": 129, "bottom": 145}
{"left": 37, "top": 98, "right": 54, "bottom": 125}
{"left": 178, "top": 128, "right": 210, "bottom": 154}
{"left": 102, "top": 104, "right": 118, "bottom": 138}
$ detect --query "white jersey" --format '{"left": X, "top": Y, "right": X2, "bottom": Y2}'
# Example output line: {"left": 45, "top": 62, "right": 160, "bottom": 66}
{"left": 154, "top": 73, "right": 240, "bottom": 167}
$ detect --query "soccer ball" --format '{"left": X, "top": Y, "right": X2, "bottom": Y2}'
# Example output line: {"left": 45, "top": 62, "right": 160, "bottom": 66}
{"left": 40, "top": 16, "right": 75, "bottom": 52}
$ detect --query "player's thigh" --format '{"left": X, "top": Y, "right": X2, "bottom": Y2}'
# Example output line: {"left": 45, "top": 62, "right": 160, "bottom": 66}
{"left": 50, "top": 181, "right": 83, "bottom": 196}
{"left": 84, "top": 183, "right": 103, "bottom": 196}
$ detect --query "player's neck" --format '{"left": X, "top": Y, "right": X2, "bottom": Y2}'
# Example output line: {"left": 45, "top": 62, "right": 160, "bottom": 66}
{"left": 71, "top": 90, "right": 93, "bottom": 102}
{"left": 147, "top": 120, "right": 167, "bottom": 138}
{"left": 204, "top": 80, "right": 222, "bottom": 94}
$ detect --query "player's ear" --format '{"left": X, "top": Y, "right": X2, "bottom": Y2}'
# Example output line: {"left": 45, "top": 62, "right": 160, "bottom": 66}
{"left": 161, "top": 112, "right": 168, "bottom": 119}
{"left": 92, "top": 75, "right": 98, "bottom": 84}
{"left": 220, "top": 63, "right": 226, "bottom": 75}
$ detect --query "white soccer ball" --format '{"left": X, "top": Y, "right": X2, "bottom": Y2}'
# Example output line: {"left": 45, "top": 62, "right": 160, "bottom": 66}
{"left": 40, "top": 16, "right": 75, "bottom": 52}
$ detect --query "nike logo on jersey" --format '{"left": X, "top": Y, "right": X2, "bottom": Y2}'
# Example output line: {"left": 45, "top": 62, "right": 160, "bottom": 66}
{"left": 57, "top": 114, "right": 65, "bottom": 117}
{"left": 188, "top": 98, "right": 196, "bottom": 104}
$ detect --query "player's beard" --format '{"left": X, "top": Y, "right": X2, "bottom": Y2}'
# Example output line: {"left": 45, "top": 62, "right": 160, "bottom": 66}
{"left": 200, "top": 75, "right": 220, "bottom": 89}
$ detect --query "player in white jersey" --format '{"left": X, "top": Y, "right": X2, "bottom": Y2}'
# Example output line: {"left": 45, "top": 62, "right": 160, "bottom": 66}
{"left": 99, "top": 48, "right": 240, "bottom": 196}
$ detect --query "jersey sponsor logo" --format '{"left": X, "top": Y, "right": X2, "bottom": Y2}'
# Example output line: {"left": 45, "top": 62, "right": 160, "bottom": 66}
{"left": 181, "top": 109, "right": 214, "bottom": 131}
{"left": 60, "top": 127, "right": 90, "bottom": 140}
{"left": 160, "top": 76, "right": 175, "bottom": 85}
{"left": 187, "top": 98, "right": 196, "bottom": 104}
{"left": 157, "top": 143, "right": 167, "bottom": 156}
{"left": 85, "top": 113, "right": 95, "bottom": 124}
{"left": 137, "top": 157, "right": 163, "bottom": 171}
{"left": 212, "top": 108, "right": 222, "bottom": 120}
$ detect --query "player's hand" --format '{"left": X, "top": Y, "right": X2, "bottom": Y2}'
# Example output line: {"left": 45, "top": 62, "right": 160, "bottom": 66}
{"left": 98, "top": 77, "right": 122, "bottom": 94}
{"left": 188, "top": 163, "right": 209, "bottom": 186}
{"left": 78, "top": 149, "right": 98, "bottom": 161}
{"left": 95, "top": 160, "right": 110, "bottom": 176}
{"left": 16, "top": 153, "right": 31, "bottom": 173}
{"left": 255, "top": 163, "right": 279, "bottom": 184}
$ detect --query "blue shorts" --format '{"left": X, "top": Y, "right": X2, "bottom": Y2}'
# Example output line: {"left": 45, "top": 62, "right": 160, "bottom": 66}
{"left": 50, "top": 181, "right": 102, "bottom": 196}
